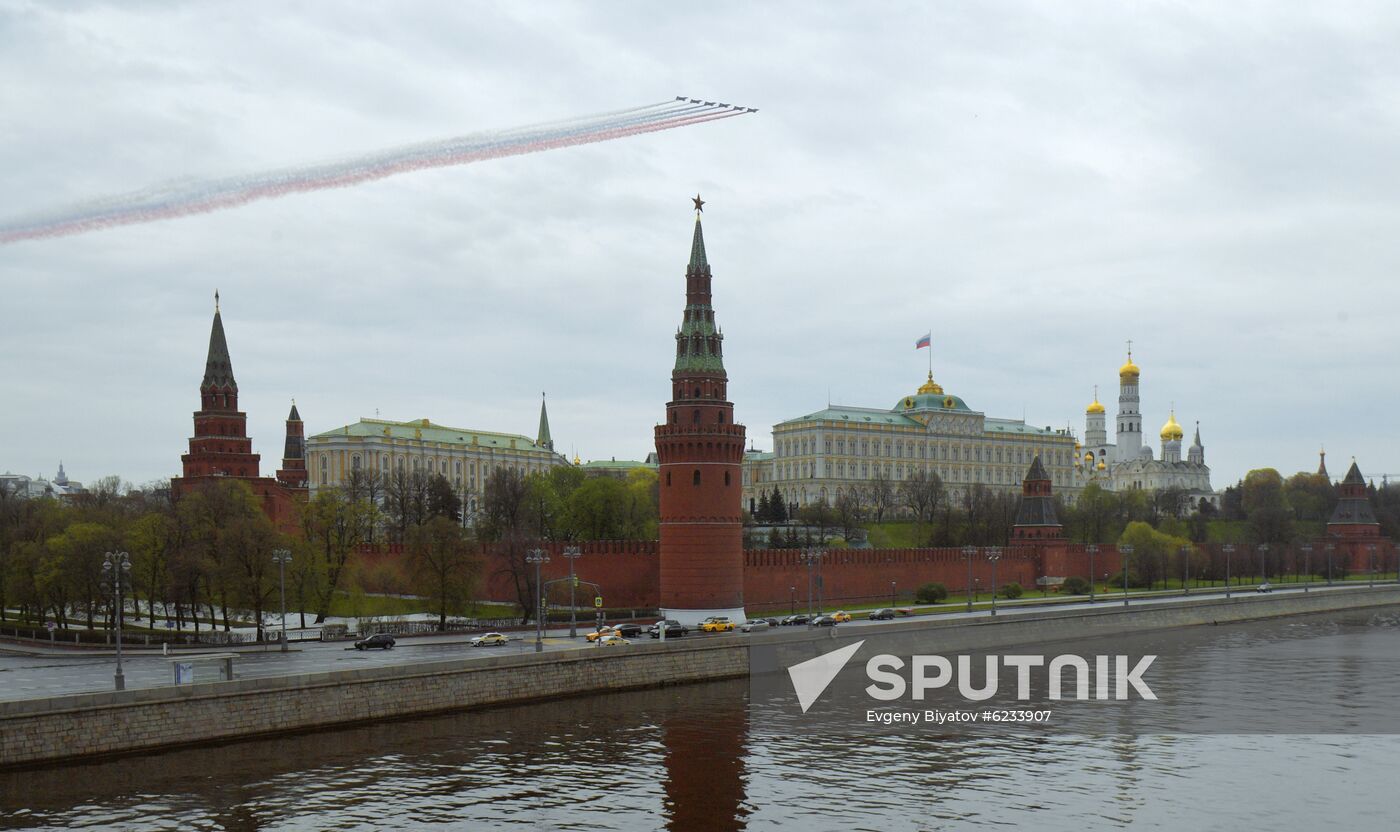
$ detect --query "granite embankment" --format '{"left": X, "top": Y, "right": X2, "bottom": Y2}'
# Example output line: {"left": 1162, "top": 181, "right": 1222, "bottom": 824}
{"left": 3, "top": 585, "right": 1396, "bottom": 768}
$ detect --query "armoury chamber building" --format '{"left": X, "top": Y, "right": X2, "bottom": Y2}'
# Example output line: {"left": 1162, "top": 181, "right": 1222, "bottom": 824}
{"left": 742, "top": 372, "right": 1080, "bottom": 513}
{"left": 306, "top": 412, "right": 568, "bottom": 523}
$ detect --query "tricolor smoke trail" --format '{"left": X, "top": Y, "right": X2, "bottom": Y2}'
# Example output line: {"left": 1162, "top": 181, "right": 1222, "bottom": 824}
{"left": 0, "top": 98, "right": 753, "bottom": 245}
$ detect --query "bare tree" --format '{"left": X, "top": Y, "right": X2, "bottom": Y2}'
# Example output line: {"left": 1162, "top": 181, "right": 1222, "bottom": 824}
{"left": 899, "top": 469, "right": 944, "bottom": 529}
{"left": 835, "top": 487, "right": 867, "bottom": 539}
{"left": 868, "top": 470, "right": 895, "bottom": 523}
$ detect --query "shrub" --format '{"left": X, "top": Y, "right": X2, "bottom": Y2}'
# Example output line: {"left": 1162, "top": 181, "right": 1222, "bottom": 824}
{"left": 915, "top": 582, "right": 948, "bottom": 603}
{"left": 998, "top": 582, "right": 1023, "bottom": 600}
{"left": 1061, "top": 576, "right": 1091, "bottom": 595}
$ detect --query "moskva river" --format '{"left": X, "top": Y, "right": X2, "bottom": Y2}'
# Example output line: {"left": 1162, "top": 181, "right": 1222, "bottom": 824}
{"left": 3, "top": 609, "right": 1398, "bottom": 831}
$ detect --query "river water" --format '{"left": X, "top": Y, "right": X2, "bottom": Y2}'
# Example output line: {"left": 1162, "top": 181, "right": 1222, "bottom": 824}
{"left": 3, "top": 609, "right": 1398, "bottom": 831}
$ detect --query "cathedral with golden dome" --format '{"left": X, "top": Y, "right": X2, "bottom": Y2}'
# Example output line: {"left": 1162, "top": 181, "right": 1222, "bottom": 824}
{"left": 1077, "top": 345, "right": 1216, "bottom": 505}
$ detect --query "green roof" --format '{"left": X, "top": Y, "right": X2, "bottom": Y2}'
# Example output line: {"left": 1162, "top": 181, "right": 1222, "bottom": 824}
{"left": 778, "top": 406, "right": 924, "bottom": 428}
{"left": 893, "top": 392, "right": 972, "bottom": 413}
{"left": 744, "top": 450, "right": 774, "bottom": 462}
{"left": 580, "top": 459, "right": 658, "bottom": 470}
{"left": 984, "top": 418, "right": 1064, "bottom": 437}
{"left": 311, "top": 418, "right": 554, "bottom": 452}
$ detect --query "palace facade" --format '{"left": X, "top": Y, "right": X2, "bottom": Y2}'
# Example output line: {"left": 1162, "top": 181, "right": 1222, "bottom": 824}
{"left": 742, "top": 369, "right": 1080, "bottom": 515}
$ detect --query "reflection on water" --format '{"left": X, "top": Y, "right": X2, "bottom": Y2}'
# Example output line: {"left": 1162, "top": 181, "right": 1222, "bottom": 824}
{"left": 2, "top": 610, "right": 1398, "bottom": 831}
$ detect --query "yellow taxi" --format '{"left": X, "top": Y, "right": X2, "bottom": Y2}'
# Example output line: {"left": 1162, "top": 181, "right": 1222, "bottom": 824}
{"left": 597, "top": 634, "right": 630, "bottom": 647}
{"left": 585, "top": 626, "right": 619, "bottom": 643}
{"left": 699, "top": 616, "right": 735, "bottom": 633}
{"left": 831, "top": 611, "right": 853, "bottom": 623}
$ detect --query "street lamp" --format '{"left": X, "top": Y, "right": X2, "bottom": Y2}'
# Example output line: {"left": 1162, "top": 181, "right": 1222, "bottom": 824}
{"left": 961, "top": 545, "right": 977, "bottom": 613}
{"left": 986, "top": 547, "right": 1002, "bottom": 616}
{"left": 1259, "top": 543, "right": 1269, "bottom": 587}
{"left": 1368, "top": 544, "right": 1377, "bottom": 589}
{"left": 890, "top": 580, "right": 897, "bottom": 607}
{"left": 1223, "top": 544, "right": 1234, "bottom": 598}
{"left": 271, "top": 548, "right": 292, "bottom": 652}
{"left": 1300, "top": 544, "right": 1312, "bottom": 593}
{"left": 1325, "top": 543, "right": 1334, "bottom": 585}
{"left": 527, "top": 548, "right": 550, "bottom": 653}
{"left": 562, "top": 546, "right": 582, "bottom": 638}
{"left": 790, "top": 585, "right": 796, "bottom": 615}
{"left": 800, "top": 548, "right": 824, "bottom": 623}
{"left": 101, "top": 551, "right": 131, "bottom": 691}
{"left": 1180, "top": 545, "right": 1191, "bottom": 596}
{"left": 1119, "top": 544, "right": 1134, "bottom": 607}
{"left": 1086, "top": 545, "right": 1098, "bottom": 603}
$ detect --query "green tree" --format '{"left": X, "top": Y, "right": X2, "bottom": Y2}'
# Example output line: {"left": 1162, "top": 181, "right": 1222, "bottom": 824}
{"left": 1242, "top": 468, "right": 1295, "bottom": 544}
{"left": 407, "top": 515, "right": 479, "bottom": 630}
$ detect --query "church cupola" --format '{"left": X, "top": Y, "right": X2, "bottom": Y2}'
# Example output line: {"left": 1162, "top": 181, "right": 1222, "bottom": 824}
{"left": 1160, "top": 409, "right": 1183, "bottom": 463}
{"left": 1084, "top": 385, "right": 1107, "bottom": 448}
{"left": 1187, "top": 421, "right": 1205, "bottom": 465}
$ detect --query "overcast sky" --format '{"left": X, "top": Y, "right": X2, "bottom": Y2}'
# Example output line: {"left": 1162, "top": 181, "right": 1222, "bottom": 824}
{"left": 3, "top": 1, "right": 1398, "bottom": 490}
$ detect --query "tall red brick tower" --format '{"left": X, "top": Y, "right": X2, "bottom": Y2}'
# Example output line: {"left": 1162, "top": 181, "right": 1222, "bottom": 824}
{"left": 654, "top": 196, "right": 747, "bottom": 625}
{"left": 178, "top": 292, "right": 261, "bottom": 480}
{"left": 275, "top": 401, "right": 308, "bottom": 488}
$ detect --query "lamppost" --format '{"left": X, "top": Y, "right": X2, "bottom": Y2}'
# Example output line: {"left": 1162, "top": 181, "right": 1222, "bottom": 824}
{"left": 1325, "top": 543, "right": 1334, "bottom": 585}
{"left": 961, "top": 545, "right": 977, "bottom": 613}
{"left": 271, "top": 548, "right": 292, "bottom": 652}
{"left": 563, "top": 546, "right": 582, "bottom": 638}
{"left": 890, "top": 580, "right": 897, "bottom": 607}
{"left": 1119, "top": 544, "right": 1134, "bottom": 607}
{"left": 1180, "top": 545, "right": 1191, "bottom": 596}
{"left": 1300, "top": 544, "right": 1312, "bottom": 593}
{"left": 790, "top": 585, "right": 796, "bottom": 615}
{"left": 1223, "top": 544, "right": 1234, "bottom": 598}
{"left": 1086, "top": 545, "right": 1098, "bottom": 603}
{"left": 986, "top": 547, "right": 1002, "bottom": 616}
{"left": 527, "top": 548, "right": 550, "bottom": 653}
{"left": 800, "top": 548, "right": 824, "bottom": 623}
{"left": 1368, "top": 543, "right": 1377, "bottom": 589}
{"left": 101, "top": 551, "right": 131, "bottom": 691}
{"left": 1259, "top": 543, "right": 1269, "bottom": 587}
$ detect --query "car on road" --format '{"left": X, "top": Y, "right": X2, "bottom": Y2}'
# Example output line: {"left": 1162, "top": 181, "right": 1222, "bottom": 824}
{"left": 611, "top": 623, "right": 644, "bottom": 638}
{"left": 831, "top": 611, "right": 853, "bottom": 623}
{"left": 781, "top": 614, "right": 810, "bottom": 626}
{"left": 763, "top": 617, "right": 781, "bottom": 627}
{"left": 868, "top": 608, "right": 897, "bottom": 621}
{"left": 471, "top": 632, "right": 509, "bottom": 647}
{"left": 810, "top": 615, "right": 838, "bottom": 627}
{"left": 1256, "top": 582, "right": 1274, "bottom": 593}
{"left": 648, "top": 620, "right": 689, "bottom": 638}
{"left": 740, "top": 619, "right": 770, "bottom": 633}
{"left": 586, "top": 627, "right": 619, "bottom": 643}
{"left": 354, "top": 633, "right": 396, "bottom": 650}
{"left": 699, "top": 616, "right": 735, "bottom": 633}
{"left": 597, "top": 634, "right": 630, "bottom": 647}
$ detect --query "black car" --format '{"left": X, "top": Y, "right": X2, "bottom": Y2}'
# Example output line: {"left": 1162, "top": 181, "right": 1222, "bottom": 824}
{"left": 810, "top": 615, "right": 838, "bottom": 627}
{"left": 648, "top": 619, "right": 690, "bottom": 638}
{"left": 781, "top": 614, "right": 811, "bottom": 626}
{"left": 354, "top": 633, "right": 396, "bottom": 650}
{"left": 763, "top": 618, "right": 781, "bottom": 627}
{"left": 612, "top": 623, "right": 644, "bottom": 638}
{"left": 868, "top": 608, "right": 896, "bottom": 621}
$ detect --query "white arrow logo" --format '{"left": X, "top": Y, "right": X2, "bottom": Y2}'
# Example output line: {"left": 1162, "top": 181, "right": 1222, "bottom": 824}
{"left": 787, "top": 640, "right": 865, "bottom": 713}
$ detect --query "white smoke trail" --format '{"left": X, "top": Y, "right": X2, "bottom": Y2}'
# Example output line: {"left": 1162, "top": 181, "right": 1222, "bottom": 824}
{"left": 0, "top": 99, "right": 752, "bottom": 245}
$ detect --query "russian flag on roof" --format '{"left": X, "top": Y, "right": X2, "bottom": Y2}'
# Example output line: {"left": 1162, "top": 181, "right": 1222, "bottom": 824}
{"left": 915, "top": 332, "right": 931, "bottom": 350}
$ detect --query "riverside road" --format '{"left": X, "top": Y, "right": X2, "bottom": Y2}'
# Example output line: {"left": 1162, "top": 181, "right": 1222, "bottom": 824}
{"left": 0, "top": 581, "right": 1379, "bottom": 701}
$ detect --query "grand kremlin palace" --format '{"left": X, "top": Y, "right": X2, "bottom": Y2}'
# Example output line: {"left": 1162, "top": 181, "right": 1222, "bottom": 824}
{"left": 742, "top": 371, "right": 1080, "bottom": 514}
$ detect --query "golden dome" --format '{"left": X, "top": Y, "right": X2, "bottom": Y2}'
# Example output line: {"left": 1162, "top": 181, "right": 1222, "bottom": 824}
{"left": 573, "top": 454, "right": 582, "bottom": 465}
{"left": 1083, "top": 451, "right": 1094, "bottom": 462}
{"left": 1160, "top": 411, "right": 1184, "bottom": 441}
{"left": 917, "top": 371, "right": 944, "bottom": 395}
{"left": 1086, "top": 399, "right": 1105, "bottom": 415}
{"left": 1119, "top": 347, "right": 1140, "bottom": 380}
{"left": 1096, "top": 460, "right": 1107, "bottom": 471}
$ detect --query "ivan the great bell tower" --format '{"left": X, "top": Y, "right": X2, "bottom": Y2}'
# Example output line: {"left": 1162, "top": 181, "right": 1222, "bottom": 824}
{"left": 654, "top": 196, "right": 747, "bottom": 625}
